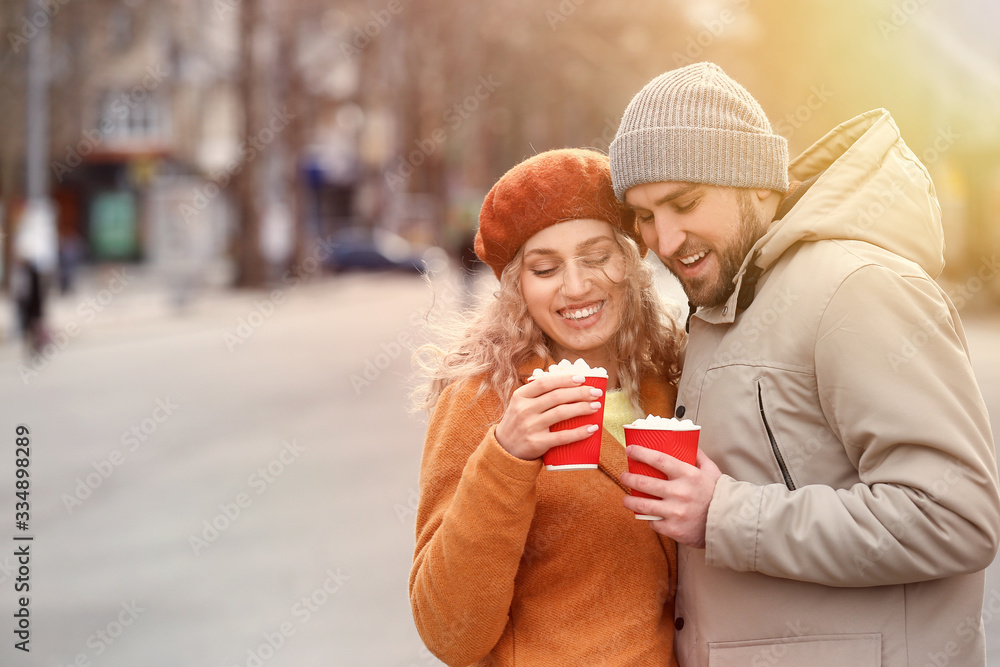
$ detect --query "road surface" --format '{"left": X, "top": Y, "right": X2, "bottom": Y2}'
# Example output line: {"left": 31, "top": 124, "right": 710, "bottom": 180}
{"left": 0, "top": 265, "right": 998, "bottom": 665}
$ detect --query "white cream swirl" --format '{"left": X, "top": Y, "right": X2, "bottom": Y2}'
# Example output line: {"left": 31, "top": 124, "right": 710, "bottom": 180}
{"left": 625, "top": 415, "right": 700, "bottom": 430}
{"left": 530, "top": 358, "right": 608, "bottom": 379}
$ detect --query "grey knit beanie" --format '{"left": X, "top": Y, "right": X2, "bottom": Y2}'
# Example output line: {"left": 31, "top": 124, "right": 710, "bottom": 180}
{"left": 609, "top": 62, "right": 789, "bottom": 201}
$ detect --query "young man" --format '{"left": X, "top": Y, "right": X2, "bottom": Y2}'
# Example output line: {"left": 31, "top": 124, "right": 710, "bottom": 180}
{"left": 610, "top": 61, "right": 1000, "bottom": 667}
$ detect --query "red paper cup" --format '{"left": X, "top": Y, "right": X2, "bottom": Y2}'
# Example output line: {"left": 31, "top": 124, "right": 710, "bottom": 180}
{"left": 543, "top": 376, "right": 607, "bottom": 471}
{"left": 624, "top": 424, "right": 700, "bottom": 519}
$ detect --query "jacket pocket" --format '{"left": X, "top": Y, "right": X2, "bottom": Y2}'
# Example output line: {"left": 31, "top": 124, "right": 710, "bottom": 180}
{"left": 709, "top": 633, "right": 881, "bottom": 666}
{"left": 756, "top": 379, "right": 795, "bottom": 491}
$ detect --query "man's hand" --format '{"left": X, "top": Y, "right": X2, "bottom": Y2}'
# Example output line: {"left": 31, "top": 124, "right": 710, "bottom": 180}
{"left": 621, "top": 447, "right": 723, "bottom": 548}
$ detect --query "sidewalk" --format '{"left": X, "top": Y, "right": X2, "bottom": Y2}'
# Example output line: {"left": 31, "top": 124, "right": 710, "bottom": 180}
{"left": 0, "top": 264, "right": 190, "bottom": 345}
{"left": 0, "top": 262, "right": 299, "bottom": 352}
{"left": 4, "top": 258, "right": 994, "bottom": 346}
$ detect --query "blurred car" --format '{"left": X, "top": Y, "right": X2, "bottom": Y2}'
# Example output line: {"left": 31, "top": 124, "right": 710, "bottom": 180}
{"left": 325, "top": 226, "right": 447, "bottom": 274}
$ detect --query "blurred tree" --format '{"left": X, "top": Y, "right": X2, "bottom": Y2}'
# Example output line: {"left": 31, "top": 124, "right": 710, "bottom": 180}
{"left": 233, "top": 0, "right": 266, "bottom": 288}
{"left": 276, "top": 0, "right": 307, "bottom": 277}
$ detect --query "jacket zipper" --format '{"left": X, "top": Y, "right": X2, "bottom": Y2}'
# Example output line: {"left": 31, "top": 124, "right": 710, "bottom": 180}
{"left": 757, "top": 382, "right": 795, "bottom": 491}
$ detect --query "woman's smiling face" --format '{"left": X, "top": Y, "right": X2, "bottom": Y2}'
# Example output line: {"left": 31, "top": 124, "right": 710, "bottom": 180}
{"left": 519, "top": 218, "right": 627, "bottom": 366}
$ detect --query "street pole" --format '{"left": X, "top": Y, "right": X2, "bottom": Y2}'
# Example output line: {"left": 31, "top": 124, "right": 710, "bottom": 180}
{"left": 20, "top": 0, "right": 58, "bottom": 275}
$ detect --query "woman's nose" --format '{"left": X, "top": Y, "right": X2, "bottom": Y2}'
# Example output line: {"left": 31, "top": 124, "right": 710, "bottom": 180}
{"left": 561, "top": 260, "right": 590, "bottom": 296}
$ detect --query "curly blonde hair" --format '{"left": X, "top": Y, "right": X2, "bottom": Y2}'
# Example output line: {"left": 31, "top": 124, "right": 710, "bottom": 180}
{"left": 412, "top": 228, "right": 684, "bottom": 417}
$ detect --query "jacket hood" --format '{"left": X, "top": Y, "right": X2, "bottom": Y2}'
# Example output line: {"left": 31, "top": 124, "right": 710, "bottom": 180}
{"left": 751, "top": 109, "right": 945, "bottom": 279}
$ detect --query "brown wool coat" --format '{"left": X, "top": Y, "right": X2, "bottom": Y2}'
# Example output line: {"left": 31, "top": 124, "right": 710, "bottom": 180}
{"left": 410, "top": 360, "right": 679, "bottom": 666}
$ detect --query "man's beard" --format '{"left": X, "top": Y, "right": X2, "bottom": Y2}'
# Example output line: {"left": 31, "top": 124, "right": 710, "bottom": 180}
{"left": 679, "top": 191, "right": 768, "bottom": 308}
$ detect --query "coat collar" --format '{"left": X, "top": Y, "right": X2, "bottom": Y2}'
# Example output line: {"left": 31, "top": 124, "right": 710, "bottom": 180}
{"left": 690, "top": 174, "right": 820, "bottom": 327}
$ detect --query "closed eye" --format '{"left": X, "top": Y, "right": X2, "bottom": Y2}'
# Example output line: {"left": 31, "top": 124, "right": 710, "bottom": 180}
{"left": 674, "top": 199, "right": 698, "bottom": 213}
{"left": 581, "top": 253, "right": 611, "bottom": 267}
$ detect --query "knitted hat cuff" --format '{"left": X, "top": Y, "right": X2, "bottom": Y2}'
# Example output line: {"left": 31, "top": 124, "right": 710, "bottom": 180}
{"left": 610, "top": 126, "right": 789, "bottom": 200}
{"left": 608, "top": 62, "right": 790, "bottom": 202}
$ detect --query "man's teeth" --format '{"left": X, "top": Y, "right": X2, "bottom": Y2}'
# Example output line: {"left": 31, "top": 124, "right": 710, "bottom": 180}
{"left": 679, "top": 250, "right": 708, "bottom": 266}
{"left": 562, "top": 302, "right": 603, "bottom": 320}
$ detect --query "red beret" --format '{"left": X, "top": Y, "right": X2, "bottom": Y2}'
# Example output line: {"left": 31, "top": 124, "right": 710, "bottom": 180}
{"left": 475, "top": 148, "right": 644, "bottom": 279}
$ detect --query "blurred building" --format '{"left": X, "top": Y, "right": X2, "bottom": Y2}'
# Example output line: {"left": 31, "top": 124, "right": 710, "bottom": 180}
{"left": 1, "top": 0, "right": 997, "bottom": 300}
{"left": 3, "top": 0, "right": 369, "bottom": 289}
{"left": 47, "top": 1, "right": 242, "bottom": 287}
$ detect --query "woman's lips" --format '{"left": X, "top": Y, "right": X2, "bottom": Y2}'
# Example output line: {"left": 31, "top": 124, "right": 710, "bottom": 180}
{"left": 558, "top": 300, "right": 605, "bottom": 327}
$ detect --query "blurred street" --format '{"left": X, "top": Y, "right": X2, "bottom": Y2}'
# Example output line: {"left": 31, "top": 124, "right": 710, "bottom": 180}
{"left": 0, "top": 269, "right": 453, "bottom": 667}
{"left": 1, "top": 0, "right": 999, "bottom": 664}
{"left": 0, "top": 267, "right": 999, "bottom": 666}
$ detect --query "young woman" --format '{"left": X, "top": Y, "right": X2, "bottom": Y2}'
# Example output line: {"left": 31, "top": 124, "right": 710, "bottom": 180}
{"left": 409, "top": 148, "right": 685, "bottom": 666}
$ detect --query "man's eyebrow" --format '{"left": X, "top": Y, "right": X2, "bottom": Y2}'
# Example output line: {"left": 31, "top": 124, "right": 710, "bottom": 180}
{"left": 627, "top": 183, "right": 702, "bottom": 209}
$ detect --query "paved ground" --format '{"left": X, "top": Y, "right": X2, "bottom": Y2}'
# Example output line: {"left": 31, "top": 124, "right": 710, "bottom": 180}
{"left": 0, "top": 264, "right": 997, "bottom": 666}
{"left": 0, "top": 269, "right": 445, "bottom": 667}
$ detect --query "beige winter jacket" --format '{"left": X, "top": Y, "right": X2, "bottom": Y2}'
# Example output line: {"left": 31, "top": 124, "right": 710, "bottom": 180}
{"left": 673, "top": 109, "right": 1000, "bottom": 666}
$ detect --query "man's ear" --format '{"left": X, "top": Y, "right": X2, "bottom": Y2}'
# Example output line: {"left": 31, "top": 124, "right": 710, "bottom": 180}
{"left": 754, "top": 188, "right": 772, "bottom": 201}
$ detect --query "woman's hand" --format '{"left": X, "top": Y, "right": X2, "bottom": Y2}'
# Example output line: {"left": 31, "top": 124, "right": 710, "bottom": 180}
{"left": 494, "top": 374, "right": 604, "bottom": 461}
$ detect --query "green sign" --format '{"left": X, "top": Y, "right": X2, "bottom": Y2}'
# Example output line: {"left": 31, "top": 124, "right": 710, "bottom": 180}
{"left": 89, "top": 191, "right": 137, "bottom": 260}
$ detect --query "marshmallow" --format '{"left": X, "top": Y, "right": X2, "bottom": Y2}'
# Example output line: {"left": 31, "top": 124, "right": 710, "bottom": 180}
{"left": 625, "top": 414, "right": 700, "bottom": 430}
{"left": 530, "top": 358, "right": 609, "bottom": 379}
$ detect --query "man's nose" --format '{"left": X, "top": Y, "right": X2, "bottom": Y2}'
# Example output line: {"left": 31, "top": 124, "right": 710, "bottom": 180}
{"left": 650, "top": 216, "right": 686, "bottom": 260}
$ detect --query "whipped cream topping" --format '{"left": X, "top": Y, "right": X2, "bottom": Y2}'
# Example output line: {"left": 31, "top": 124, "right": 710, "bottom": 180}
{"left": 625, "top": 414, "right": 700, "bottom": 430}
{"left": 530, "top": 358, "right": 609, "bottom": 379}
